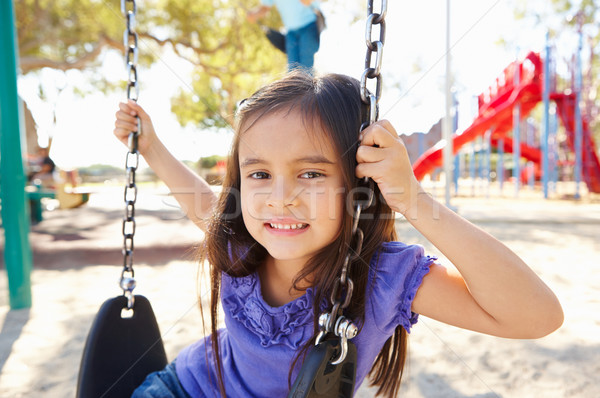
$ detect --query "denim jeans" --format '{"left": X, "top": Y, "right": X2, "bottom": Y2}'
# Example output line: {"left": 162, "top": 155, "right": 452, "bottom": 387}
{"left": 131, "top": 361, "right": 191, "bottom": 398}
{"left": 285, "top": 21, "right": 320, "bottom": 71}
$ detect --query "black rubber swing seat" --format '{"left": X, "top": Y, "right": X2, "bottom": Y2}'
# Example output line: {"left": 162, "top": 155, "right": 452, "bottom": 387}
{"left": 288, "top": 338, "right": 357, "bottom": 398}
{"left": 76, "top": 295, "right": 168, "bottom": 398}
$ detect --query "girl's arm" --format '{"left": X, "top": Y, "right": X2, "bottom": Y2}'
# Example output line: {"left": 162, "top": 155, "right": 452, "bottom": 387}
{"left": 356, "top": 120, "right": 563, "bottom": 339}
{"left": 114, "top": 100, "right": 217, "bottom": 231}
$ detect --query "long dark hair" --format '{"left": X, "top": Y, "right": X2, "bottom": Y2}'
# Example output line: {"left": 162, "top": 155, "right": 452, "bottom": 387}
{"left": 201, "top": 71, "right": 408, "bottom": 397}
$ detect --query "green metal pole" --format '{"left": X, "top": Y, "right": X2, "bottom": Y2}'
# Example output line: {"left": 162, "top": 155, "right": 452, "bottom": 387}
{"left": 0, "top": 0, "right": 33, "bottom": 309}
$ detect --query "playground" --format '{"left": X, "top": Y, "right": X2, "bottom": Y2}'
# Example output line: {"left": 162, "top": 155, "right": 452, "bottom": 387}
{"left": 2, "top": 1, "right": 600, "bottom": 397}
{"left": 1, "top": 185, "right": 599, "bottom": 397}
{"left": 409, "top": 50, "right": 600, "bottom": 200}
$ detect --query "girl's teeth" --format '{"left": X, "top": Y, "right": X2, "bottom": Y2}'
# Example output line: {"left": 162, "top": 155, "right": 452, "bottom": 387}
{"left": 270, "top": 223, "right": 306, "bottom": 230}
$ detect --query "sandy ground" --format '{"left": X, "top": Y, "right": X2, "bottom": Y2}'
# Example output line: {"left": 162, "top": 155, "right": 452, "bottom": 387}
{"left": 0, "top": 184, "right": 599, "bottom": 397}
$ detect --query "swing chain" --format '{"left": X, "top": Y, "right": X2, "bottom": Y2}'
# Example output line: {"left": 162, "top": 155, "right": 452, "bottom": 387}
{"left": 120, "top": 0, "right": 140, "bottom": 309}
{"left": 360, "top": 0, "right": 387, "bottom": 124}
{"left": 316, "top": 180, "right": 374, "bottom": 365}
{"left": 314, "top": 0, "right": 387, "bottom": 367}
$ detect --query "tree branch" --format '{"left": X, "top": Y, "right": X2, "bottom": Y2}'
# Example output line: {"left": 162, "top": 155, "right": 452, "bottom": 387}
{"left": 19, "top": 35, "right": 122, "bottom": 74}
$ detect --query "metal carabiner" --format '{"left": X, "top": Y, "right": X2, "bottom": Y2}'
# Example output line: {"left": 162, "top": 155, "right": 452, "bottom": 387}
{"left": 330, "top": 317, "right": 359, "bottom": 365}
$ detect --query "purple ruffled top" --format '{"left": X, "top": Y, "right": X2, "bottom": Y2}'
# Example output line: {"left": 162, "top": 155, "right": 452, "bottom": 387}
{"left": 176, "top": 242, "right": 435, "bottom": 397}
{"left": 224, "top": 272, "right": 318, "bottom": 350}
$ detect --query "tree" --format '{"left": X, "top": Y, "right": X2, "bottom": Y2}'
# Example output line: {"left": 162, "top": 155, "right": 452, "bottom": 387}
{"left": 14, "top": 0, "right": 286, "bottom": 130}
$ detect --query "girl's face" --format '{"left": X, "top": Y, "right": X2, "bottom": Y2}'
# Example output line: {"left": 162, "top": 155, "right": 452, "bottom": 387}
{"left": 238, "top": 108, "right": 345, "bottom": 270}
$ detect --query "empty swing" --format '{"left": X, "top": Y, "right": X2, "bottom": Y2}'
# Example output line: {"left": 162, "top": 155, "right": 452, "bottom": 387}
{"left": 76, "top": 0, "right": 388, "bottom": 397}
{"left": 76, "top": 1, "right": 167, "bottom": 397}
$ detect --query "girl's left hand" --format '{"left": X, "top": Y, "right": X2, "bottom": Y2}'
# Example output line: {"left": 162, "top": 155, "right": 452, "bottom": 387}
{"left": 355, "top": 120, "right": 423, "bottom": 215}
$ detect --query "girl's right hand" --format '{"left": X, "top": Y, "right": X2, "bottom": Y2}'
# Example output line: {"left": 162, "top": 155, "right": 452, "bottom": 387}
{"left": 113, "top": 100, "right": 157, "bottom": 155}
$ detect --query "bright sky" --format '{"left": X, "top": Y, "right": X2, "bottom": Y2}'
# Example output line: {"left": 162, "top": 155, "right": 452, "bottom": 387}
{"left": 18, "top": 0, "right": 575, "bottom": 169}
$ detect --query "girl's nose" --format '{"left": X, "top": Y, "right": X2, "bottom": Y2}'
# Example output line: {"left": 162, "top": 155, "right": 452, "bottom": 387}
{"left": 266, "top": 177, "right": 300, "bottom": 209}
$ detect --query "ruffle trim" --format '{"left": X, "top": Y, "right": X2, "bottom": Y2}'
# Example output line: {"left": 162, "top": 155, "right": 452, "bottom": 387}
{"left": 223, "top": 273, "right": 315, "bottom": 349}
{"left": 399, "top": 255, "right": 437, "bottom": 332}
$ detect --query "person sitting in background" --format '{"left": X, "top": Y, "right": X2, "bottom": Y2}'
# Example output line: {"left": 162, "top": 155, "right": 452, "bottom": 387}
{"left": 28, "top": 146, "right": 56, "bottom": 188}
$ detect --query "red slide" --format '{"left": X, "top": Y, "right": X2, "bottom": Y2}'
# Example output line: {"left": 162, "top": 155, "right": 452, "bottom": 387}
{"left": 412, "top": 51, "right": 600, "bottom": 193}
{"left": 412, "top": 52, "right": 543, "bottom": 180}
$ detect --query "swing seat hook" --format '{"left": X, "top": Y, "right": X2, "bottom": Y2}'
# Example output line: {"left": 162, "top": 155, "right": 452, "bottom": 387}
{"left": 315, "top": 313, "right": 358, "bottom": 365}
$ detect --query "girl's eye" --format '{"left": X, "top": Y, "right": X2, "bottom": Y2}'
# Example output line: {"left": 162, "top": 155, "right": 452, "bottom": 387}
{"left": 250, "top": 171, "right": 270, "bottom": 179}
{"left": 300, "top": 171, "right": 324, "bottom": 179}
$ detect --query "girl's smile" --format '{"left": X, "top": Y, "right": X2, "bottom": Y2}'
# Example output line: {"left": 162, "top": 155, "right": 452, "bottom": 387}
{"left": 265, "top": 218, "right": 310, "bottom": 235}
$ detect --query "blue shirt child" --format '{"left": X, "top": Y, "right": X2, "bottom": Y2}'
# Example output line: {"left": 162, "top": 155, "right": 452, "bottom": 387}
{"left": 260, "top": 0, "right": 322, "bottom": 70}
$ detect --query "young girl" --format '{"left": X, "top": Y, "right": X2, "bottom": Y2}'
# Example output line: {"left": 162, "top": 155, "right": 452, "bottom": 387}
{"left": 114, "top": 71, "right": 563, "bottom": 397}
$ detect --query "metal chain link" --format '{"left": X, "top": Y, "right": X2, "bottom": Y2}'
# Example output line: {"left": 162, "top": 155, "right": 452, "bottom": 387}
{"left": 315, "top": 0, "right": 387, "bottom": 365}
{"left": 360, "top": 0, "right": 387, "bottom": 126}
{"left": 120, "top": 0, "right": 140, "bottom": 310}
